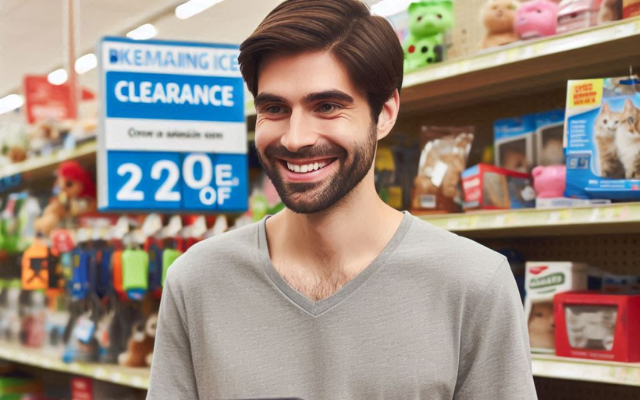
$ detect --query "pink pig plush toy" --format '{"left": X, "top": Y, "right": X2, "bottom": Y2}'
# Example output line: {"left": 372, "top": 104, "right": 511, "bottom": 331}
{"left": 532, "top": 165, "right": 566, "bottom": 198}
{"left": 514, "top": 0, "right": 559, "bottom": 39}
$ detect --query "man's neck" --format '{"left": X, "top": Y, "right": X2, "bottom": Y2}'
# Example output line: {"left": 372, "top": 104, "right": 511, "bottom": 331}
{"left": 265, "top": 174, "right": 404, "bottom": 284}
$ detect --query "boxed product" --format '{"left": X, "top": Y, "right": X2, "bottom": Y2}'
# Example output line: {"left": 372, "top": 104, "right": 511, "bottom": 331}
{"left": 412, "top": 126, "right": 474, "bottom": 214}
{"left": 525, "top": 262, "right": 589, "bottom": 353}
{"left": 494, "top": 114, "right": 537, "bottom": 172}
{"left": 623, "top": 0, "right": 640, "bottom": 18}
{"left": 557, "top": 0, "right": 599, "bottom": 34}
{"left": 461, "top": 164, "right": 536, "bottom": 210}
{"left": 555, "top": 292, "right": 640, "bottom": 362}
{"left": 564, "top": 76, "right": 640, "bottom": 200}
{"left": 535, "top": 109, "right": 566, "bottom": 166}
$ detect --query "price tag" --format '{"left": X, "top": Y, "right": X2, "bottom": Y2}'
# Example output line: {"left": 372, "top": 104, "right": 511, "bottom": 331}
{"left": 98, "top": 37, "right": 248, "bottom": 213}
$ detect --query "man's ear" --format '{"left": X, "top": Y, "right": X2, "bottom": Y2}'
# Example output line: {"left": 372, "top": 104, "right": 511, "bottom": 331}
{"left": 376, "top": 89, "right": 400, "bottom": 141}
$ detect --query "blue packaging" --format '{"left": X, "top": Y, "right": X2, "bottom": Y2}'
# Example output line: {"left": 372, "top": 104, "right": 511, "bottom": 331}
{"left": 534, "top": 109, "right": 565, "bottom": 166}
{"left": 494, "top": 114, "right": 537, "bottom": 172}
{"left": 564, "top": 77, "right": 640, "bottom": 200}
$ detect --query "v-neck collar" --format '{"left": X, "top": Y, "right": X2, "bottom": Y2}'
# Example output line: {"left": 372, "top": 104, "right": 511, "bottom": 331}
{"left": 258, "top": 211, "right": 413, "bottom": 317}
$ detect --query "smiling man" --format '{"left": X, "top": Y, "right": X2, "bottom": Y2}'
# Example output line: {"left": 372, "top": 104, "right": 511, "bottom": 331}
{"left": 147, "top": 1, "right": 537, "bottom": 399}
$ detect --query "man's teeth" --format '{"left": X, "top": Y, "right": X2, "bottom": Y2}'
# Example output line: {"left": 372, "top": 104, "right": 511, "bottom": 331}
{"left": 286, "top": 161, "right": 327, "bottom": 173}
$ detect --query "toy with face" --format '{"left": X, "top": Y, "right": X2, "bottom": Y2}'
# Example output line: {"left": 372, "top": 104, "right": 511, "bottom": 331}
{"left": 514, "top": 0, "right": 559, "bottom": 39}
{"left": 528, "top": 301, "right": 555, "bottom": 349}
{"left": 403, "top": 0, "right": 454, "bottom": 72}
{"left": 481, "top": 0, "right": 521, "bottom": 48}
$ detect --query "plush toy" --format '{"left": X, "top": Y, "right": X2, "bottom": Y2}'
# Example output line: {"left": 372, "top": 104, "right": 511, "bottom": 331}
{"left": 34, "top": 161, "right": 97, "bottom": 235}
{"left": 532, "top": 165, "right": 566, "bottom": 198}
{"left": 481, "top": 0, "right": 521, "bottom": 48}
{"left": 403, "top": 0, "right": 454, "bottom": 73}
{"left": 514, "top": 0, "right": 559, "bottom": 39}
{"left": 118, "top": 314, "right": 158, "bottom": 367}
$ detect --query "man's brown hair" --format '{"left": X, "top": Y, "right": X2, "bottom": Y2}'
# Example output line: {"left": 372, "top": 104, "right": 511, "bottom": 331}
{"left": 238, "top": 0, "right": 404, "bottom": 123}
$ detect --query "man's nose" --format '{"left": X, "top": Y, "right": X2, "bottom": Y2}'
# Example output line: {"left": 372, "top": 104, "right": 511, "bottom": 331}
{"left": 280, "top": 110, "right": 319, "bottom": 153}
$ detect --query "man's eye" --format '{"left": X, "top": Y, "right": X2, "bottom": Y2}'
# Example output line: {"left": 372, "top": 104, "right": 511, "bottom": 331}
{"left": 318, "top": 103, "right": 340, "bottom": 114}
{"left": 265, "top": 105, "right": 285, "bottom": 114}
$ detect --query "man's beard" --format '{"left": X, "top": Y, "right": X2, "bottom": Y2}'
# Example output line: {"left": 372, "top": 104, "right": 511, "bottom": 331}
{"left": 256, "top": 124, "right": 377, "bottom": 214}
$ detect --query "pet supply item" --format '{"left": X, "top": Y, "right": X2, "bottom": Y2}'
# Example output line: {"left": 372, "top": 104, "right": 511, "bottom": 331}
{"left": 623, "top": 0, "right": 640, "bottom": 17}
{"left": 375, "top": 146, "right": 403, "bottom": 209}
{"left": 494, "top": 114, "right": 536, "bottom": 172}
{"left": 555, "top": 292, "right": 640, "bottom": 362}
{"left": 532, "top": 165, "right": 566, "bottom": 198}
{"left": 525, "top": 262, "right": 589, "bottom": 353}
{"left": 21, "top": 240, "right": 50, "bottom": 291}
{"left": 121, "top": 249, "right": 149, "bottom": 300}
{"left": 535, "top": 109, "right": 566, "bottom": 166}
{"left": 514, "top": 0, "right": 559, "bottom": 39}
{"left": 481, "top": 0, "right": 520, "bottom": 48}
{"left": 118, "top": 313, "right": 157, "bottom": 367}
{"left": 602, "top": 273, "right": 640, "bottom": 294}
{"left": 461, "top": 164, "right": 535, "bottom": 210}
{"left": 564, "top": 76, "right": 640, "bottom": 200}
{"left": 557, "top": 0, "right": 599, "bottom": 33}
{"left": 411, "top": 126, "right": 474, "bottom": 213}
{"left": 403, "top": 0, "right": 454, "bottom": 72}
{"left": 162, "top": 248, "right": 183, "bottom": 287}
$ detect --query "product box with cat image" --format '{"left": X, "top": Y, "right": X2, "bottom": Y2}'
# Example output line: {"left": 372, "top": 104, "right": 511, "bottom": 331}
{"left": 525, "top": 261, "right": 589, "bottom": 353}
{"left": 535, "top": 109, "right": 566, "bottom": 166}
{"left": 461, "top": 163, "right": 535, "bottom": 210}
{"left": 494, "top": 115, "right": 537, "bottom": 173}
{"left": 554, "top": 292, "right": 640, "bottom": 362}
{"left": 564, "top": 76, "right": 640, "bottom": 200}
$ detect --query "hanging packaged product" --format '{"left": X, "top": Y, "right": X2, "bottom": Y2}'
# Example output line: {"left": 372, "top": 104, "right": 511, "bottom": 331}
{"left": 564, "top": 76, "right": 640, "bottom": 200}
{"left": 162, "top": 248, "right": 183, "bottom": 287}
{"left": 412, "top": 126, "right": 475, "bottom": 214}
{"left": 21, "top": 240, "right": 50, "bottom": 291}
{"left": 524, "top": 262, "right": 589, "bottom": 353}
{"left": 121, "top": 249, "right": 149, "bottom": 300}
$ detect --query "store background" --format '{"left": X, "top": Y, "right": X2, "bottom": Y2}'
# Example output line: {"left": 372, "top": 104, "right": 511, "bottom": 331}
{"left": 1, "top": 0, "right": 640, "bottom": 398}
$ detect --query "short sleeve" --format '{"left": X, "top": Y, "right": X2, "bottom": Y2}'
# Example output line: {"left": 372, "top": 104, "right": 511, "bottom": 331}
{"left": 454, "top": 260, "right": 538, "bottom": 400}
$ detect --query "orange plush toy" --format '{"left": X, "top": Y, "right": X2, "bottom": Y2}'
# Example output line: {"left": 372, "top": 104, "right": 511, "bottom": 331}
{"left": 34, "top": 161, "right": 97, "bottom": 235}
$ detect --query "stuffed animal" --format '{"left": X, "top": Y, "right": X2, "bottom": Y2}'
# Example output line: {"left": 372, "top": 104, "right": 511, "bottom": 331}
{"left": 403, "top": 0, "right": 454, "bottom": 72}
{"left": 481, "top": 0, "right": 521, "bottom": 48}
{"left": 34, "top": 161, "right": 97, "bottom": 235}
{"left": 118, "top": 313, "right": 157, "bottom": 367}
{"left": 514, "top": 0, "right": 559, "bottom": 39}
{"left": 598, "top": 0, "right": 622, "bottom": 22}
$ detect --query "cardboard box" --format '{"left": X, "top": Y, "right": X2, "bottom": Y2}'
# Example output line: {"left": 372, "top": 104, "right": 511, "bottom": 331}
{"left": 494, "top": 115, "right": 537, "bottom": 173}
{"left": 535, "top": 109, "right": 565, "bottom": 166}
{"left": 555, "top": 292, "right": 640, "bottom": 362}
{"left": 525, "top": 262, "right": 589, "bottom": 353}
{"left": 461, "top": 164, "right": 535, "bottom": 210}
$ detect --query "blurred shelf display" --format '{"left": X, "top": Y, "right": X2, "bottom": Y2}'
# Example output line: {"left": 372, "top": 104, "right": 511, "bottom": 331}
{"left": 0, "top": 140, "right": 97, "bottom": 182}
{"left": 0, "top": 343, "right": 150, "bottom": 390}
{"left": 420, "top": 203, "right": 640, "bottom": 238}
{"left": 401, "top": 18, "right": 640, "bottom": 113}
{"left": 532, "top": 354, "right": 640, "bottom": 387}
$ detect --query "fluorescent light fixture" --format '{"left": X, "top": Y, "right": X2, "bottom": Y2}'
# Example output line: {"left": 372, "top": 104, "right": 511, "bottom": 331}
{"left": 75, "top": 53, "right": 97, "bottom": 74}
{"left": 126, "top": 23, "right": 157, "bottom": 40}
{"left": 175, "top": 0, "right": 224, "bottom": 20}
{"left": 370, "top": 0, "right": 412, "bottom": 17}
{"left": 0, "top": 94, "right": 24, "bottom": 115}
{"left": 48, "top": 68, "right": 68, "bottom": 85}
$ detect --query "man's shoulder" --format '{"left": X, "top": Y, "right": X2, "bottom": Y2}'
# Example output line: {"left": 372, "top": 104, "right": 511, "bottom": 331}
{"left": 165, "top": 220, "right": 261, "bottom": 285}
{"left": 398, "top": 215, "right": 509, "bottom": 296}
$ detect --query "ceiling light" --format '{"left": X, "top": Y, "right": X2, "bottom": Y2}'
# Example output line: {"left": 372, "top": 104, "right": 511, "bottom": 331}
{"left": 126, "top": 23, "right": 157, "bottom": 40}
{"left": 370, "top": 0, "right": 412, "bottom": 17}
{"left": 75, "top": 53, "right": 97, "bottom": 74}
{"left": 175, "top": 0, "right": 224, "bottom": 20}
{"left": 0, "top": 94, "right": 24, "bottom": 115}
{"left": 48, "top": 69, "right": 68, "bottom": 85}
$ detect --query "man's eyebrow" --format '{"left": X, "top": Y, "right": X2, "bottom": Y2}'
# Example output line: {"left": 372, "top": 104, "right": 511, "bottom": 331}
{"left": 254, "top": 93, "right": 288, "bottom": 107}
{"left": 304, "top": 90, "right": 354, "bottom": 104}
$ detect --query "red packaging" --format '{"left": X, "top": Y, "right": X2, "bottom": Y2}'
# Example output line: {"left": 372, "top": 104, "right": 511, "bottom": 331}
{"left": 71, "top": 377, "right": 93, "bottom": 400}
{"left": 461, "top": 163, "right": 536, "bottom": 210}
{"left": 554, "top": 291, "right": 640, "bottom": 362}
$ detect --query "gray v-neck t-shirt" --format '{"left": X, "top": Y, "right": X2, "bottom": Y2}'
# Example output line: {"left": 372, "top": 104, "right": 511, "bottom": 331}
{"left": 147, "top": 213, "right": 537, "bottom": 400}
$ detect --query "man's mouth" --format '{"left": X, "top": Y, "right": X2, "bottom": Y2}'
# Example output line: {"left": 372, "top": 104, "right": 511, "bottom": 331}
{"left": 282, "top": 158, "right": 336, "bottom": 174}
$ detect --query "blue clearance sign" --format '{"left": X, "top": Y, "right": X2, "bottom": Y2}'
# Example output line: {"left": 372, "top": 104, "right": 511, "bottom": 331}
{"left": 98, "top": 37, "right": 247, "bottom": 212}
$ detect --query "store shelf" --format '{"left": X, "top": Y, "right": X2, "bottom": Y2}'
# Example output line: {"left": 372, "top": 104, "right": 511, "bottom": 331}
{"left": 420, "top": 202, "right": 640, "bottom": 238}
{"left": 0, "top": 140, "right": 97, "bottom": 183}
{"left": 401, "top": 18, "right": 640, "bottom": 113}
{"left": 0, "top": 342, "right": 149, "bottom": 390}
{"left": 532, "top": 354, "right": 640, "bottom": 387}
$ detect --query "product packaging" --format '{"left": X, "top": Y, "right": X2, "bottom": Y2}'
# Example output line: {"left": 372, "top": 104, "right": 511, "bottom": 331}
{"left": 557, "top": 0, "right": 599, "bottom": 33}
{"left": 412, "top": 126, "right": 474, "bottom": 213}
{"left": 525, "top": 261, "right": 589, "bottom": 353}
{"left": 555, "top": 292, "right": 640, "bottom": 362}
{"left": 564, "top": 76, "right": 640, "bottom": 200}
{"left": 535, "top": 109, "right": 566, "bottom": 166}
{"left": 461, "top": 164, "right": 536, "bottom": 210}
{"left": 623, "top": 0, "right": 640, "bottom": 17}
{"left": 494, "top": 115, "right": 537, "bottom": 172}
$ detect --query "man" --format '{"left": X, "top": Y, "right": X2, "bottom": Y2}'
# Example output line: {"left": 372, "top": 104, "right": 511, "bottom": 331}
{"left": 147, "top": 1, "right": 537, "bottom": 399}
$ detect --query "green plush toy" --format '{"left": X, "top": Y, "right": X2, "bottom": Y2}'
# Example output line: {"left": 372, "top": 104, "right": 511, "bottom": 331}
{"left": 403, "top": 0, "right": 454, "bottom": 73}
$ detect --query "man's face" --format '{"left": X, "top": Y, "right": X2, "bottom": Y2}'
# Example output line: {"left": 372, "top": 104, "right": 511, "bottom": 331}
{"left": 254, "top": 51, "right": 377, "bottom": 214}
